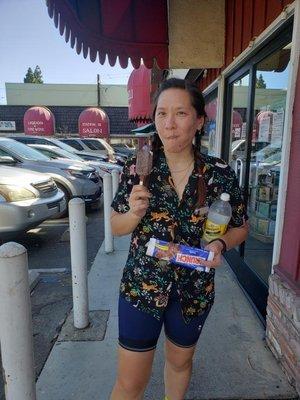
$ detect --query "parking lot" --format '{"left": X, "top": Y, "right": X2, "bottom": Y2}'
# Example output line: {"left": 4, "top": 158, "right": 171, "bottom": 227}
{"left": 0, "top": 206, "right": 104, "bottom": 400}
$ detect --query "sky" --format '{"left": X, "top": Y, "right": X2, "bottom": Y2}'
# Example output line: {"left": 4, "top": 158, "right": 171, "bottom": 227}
{"left": 0, "top": 0, "right": 134, "bottom": 104}
{"left": 0, "top": 0, "right": 290, "bottom": 106}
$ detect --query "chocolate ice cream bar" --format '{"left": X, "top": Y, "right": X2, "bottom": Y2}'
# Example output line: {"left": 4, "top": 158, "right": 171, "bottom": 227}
{"left": 146, "top": 238, "right": 213, "bottom": 272}
{"left": 136, "top": 144, "right": 153, "bottom": 185}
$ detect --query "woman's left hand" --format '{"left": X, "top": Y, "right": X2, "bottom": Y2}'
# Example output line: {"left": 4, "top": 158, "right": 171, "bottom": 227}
{"left": 200, "top": 240, "right": 224, "bottom": 269}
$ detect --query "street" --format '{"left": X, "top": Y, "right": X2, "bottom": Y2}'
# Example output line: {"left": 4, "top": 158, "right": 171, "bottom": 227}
{"left": 0, "top": 206, "right": 104, "bottom": 400}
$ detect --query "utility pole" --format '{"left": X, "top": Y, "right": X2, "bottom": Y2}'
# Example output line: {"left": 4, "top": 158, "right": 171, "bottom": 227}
{"left": 97, "top": 74, "right": 100, "bottom": 107}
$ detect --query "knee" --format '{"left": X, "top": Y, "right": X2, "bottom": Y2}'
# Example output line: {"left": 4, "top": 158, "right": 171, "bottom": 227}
{"left": 116, "top": 376, "right": 147, "bottom": 398}
{"left": 166, "top": 354, "right": 193, "bottom": 373}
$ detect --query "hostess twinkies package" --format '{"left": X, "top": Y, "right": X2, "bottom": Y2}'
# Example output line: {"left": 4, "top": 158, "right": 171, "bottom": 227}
{"left": 146, "top": 238, "right": 213, "bottom": 273}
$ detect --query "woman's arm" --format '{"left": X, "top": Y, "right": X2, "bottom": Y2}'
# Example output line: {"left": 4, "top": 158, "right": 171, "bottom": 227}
{"left": 111, "top": 184, "right": 152, "bottom": 236}
{"left": 220, "top": 223, "right": 249, "bottom": 251}
{"left": 202, "top": 223, "right": 249, "bottom": 269}
{"left": 111, "top": 210, "right": 142, "bottom": 236}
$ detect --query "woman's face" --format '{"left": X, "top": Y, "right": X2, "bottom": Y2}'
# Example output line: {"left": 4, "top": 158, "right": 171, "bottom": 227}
{"left": 154, "top": 88, "right": 204, "bottom": 154}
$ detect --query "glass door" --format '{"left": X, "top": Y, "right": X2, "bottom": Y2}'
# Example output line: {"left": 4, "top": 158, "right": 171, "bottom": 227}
{"left": 223, "top": 24, "right": 292, "bottom": 320}
{"left": 244, "top": 44, "right": 291, "bottom": 285}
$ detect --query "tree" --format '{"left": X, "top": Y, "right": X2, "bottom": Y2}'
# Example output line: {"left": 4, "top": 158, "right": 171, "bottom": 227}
{"left": 33, "top": 65, "right": 43, "bottom": 83}
{"left": 23, "top": 67, "right": 34, "bottom": 83}
{"left": 256, "top": 73, "right": 266, "bottom": 89}
{"left": 23, "top": 65, "right": 44, "bottom": 83}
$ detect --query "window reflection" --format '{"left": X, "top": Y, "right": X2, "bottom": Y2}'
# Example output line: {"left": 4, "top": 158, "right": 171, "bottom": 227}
{"left": 203, "top": 97, "right": 218, "bottom": 156}
{"left": 244, "top": 43, "right": 291, "bottom": 284}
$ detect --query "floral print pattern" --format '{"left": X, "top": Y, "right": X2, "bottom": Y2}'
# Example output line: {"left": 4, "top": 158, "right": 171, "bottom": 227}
{"left": 111, "top": 147, "right": 247, "bottom": 322}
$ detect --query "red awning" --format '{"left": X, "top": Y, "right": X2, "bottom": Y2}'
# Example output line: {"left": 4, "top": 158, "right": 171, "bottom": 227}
{"left": 24, "top": 106, "right": 55, "bottom": 136}
{"left": 78, "top": 107, "right": 109, "bottom": 138}
{"left": 127, "top": 64, "right": 152, "bottom": 122}
{"left": 46, "top": 0, "right": 169, "bottom": 69}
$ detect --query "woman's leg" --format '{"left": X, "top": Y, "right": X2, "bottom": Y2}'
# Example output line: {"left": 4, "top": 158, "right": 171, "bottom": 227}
{"left": 164, "top": 339, "right": 196, "bottom": 400}
{"left": 110, "top": 346, "right": 155, "bottom": 400}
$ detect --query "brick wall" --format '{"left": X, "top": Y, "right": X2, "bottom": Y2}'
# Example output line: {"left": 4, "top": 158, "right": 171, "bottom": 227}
{"left": 266, "top": 274, "right": 300, "bottom": 394}
{"left": 0, "top": 105, "right": 136, "bottom": 135}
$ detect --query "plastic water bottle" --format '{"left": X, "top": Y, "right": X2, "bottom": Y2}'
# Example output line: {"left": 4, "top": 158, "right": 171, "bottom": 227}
{"left": 202, "top": 193, "right": 232, "bottom": 244}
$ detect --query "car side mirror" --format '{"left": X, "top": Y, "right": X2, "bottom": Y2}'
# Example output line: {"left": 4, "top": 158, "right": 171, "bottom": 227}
{"left": 0, "top": 156, "right": 16, "bottom": 164}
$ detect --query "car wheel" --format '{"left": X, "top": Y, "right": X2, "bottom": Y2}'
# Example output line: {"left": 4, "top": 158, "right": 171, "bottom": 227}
{"left": 55, "top": 183, "right": 71, "bottom": 218}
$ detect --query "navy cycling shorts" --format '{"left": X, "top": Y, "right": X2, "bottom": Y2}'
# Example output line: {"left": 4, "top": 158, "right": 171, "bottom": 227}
{"left": 118, "top": 284, "right": 211, "bottom": 352}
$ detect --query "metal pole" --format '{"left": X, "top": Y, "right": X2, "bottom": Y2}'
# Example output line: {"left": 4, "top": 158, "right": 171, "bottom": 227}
{"left": 97, "top": 74, "right": 100, "bottom": 107}
{"left": 103, "top": 173, "right": 114, "bottom": 253}
{"left": 69, "top": 198, "right": 89, "bottom": 329}
{"left": 111, "top": 169, "right": 119, "bottom": 198}
{"left": 0, "top": 242, "right": 36, "bottom": 400}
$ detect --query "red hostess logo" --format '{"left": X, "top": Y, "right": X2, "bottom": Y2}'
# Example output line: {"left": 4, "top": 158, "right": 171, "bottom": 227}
{"left": 176, "top": 253, "right": 203, "bottom": 265}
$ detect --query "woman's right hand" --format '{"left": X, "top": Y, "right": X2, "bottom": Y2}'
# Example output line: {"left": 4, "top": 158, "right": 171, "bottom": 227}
{"left": 128, "top": 185, "right": 151, "bottom": 219}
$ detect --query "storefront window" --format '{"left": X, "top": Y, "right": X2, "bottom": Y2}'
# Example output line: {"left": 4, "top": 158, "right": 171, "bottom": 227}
{"left": 244, "top": 43, "right": 291, "bottom": 284}
{"left": 203, "top": 96, "right": 218, "bottom": 156}
{"left": 229, "top": 74, "right": 250, "bottom": 186}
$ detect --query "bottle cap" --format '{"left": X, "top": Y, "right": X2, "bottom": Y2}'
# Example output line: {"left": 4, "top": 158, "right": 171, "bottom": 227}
{"left": 220, "top": 193, "right": 230, "bottom": 202}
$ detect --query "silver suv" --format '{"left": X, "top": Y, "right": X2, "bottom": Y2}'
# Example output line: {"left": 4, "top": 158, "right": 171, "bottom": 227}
{"left": 0, "top": 165, "right": 66, "bottom": 239}
{"left": 0, "top": 138, "right": 102, "bottom": 208}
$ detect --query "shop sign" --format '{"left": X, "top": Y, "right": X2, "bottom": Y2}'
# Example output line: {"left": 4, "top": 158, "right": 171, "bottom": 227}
{"left": 0, "top": 121, "right": 16, "bottom": 131}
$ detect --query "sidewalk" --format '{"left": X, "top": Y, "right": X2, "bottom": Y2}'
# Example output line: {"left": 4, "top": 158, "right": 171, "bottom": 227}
{"left": 36, "top": 236, "right": 298, "bottom": 400}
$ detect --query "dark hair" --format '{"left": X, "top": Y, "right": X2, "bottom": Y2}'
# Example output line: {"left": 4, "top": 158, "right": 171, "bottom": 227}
{"left": 151, "top": 78, "right": 207, "bottom": 210}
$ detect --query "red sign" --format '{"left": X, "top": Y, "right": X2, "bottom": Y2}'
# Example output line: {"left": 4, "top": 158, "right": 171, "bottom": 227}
{"left": 24, "top": 106, "right": 55, "bottom": 135}
{"left": 127, "top": 64, "right": 152, "bottom": 122}
{"left": 78, "top": 107, "right": 109, "bottom": 138}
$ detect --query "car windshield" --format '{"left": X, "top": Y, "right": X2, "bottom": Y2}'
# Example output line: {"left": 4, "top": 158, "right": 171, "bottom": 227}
{"left": 0, "top": 139, "right": 51, "bottom": 161}
{"left": 50, "top": 139, "right": 78, "bottom": 154}
{"left": 83, "top": 139, "right": 114, "bottom": 153}
{"left": 52, "top": 148, "right": 83, "bottom": 161}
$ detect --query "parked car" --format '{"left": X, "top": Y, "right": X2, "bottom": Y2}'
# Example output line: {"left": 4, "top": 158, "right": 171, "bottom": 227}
{"left": 60, "top": 137, "right": 126, "bottom": 165}
{"left": 0, "top": 165, "right": 66, "bottom": 239}
{"left": 0, "top": 138, "right": 102, "bottom": 214}
{"left": 28, "top": 144, "right": 122, "bottom": 181}
{"left": 231, "top": 139, "right": 269, "bottom": 160}
{"left": 11, "top": 134, "right": 126, "bottom": 165}
{"left": 10, "top": 134, "right": 117, "bottom": 164}
{"left": 60, "top": 137, "right": 112, "bottom": 156}
{"left": 111, "top": 143, "right": 136, "bottom": 157}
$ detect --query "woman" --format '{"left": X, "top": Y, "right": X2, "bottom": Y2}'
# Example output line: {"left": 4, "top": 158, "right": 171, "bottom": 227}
{"left": 110, "top": 78, "right": 248, "bottom": 400}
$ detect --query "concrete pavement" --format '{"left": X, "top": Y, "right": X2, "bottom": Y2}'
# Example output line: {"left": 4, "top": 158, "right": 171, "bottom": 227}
{"left": 36, "top": 235, "right": 298, "bottom": 400}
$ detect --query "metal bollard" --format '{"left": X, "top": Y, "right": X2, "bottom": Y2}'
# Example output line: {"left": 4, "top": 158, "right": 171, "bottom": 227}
{"left": 103, "top": 173, "right": 114, "bottom": 253}
{"left": 111, "top": 169, "right": 120, "bottom": 198}
{"left": 69, "top": 198, "right": 89, "bottom": 329}
{"left": 0, "top": 242, "right": 36, "bottom": 400}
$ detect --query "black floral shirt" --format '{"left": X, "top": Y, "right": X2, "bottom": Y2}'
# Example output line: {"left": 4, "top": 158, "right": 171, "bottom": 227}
{"left": 111, "top": 148, "right": 247, "bottom": 322}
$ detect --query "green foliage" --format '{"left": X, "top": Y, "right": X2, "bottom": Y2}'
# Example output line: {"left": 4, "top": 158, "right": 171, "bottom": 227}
{"left": 23, "top": 67, "right": 34, "bottom": 83}
{"left": 256, "top": 73, "right": 266, "bottom": 89}
{"left": 23, "top": 65, "right": 44, "bottom": 83}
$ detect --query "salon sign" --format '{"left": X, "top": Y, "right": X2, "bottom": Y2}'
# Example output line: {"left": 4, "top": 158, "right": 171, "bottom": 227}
{"left": 0, "top": 121, "right": 16, "bottom": 131}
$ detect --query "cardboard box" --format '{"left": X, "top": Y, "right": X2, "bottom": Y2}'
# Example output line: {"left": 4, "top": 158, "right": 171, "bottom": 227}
{"left": 257, "top": 218, "right": 270, "bottom": 235}
{"left": 257, "top": 202, "right": 271, "bottom": 218}
{"left": 256, "top": 217, "right": 276, "bottom": 237}
{"left": 272, "top": 187, "right": 279, "bottom": 201}
{"left": 270, "top": 204, "right": 277, "bottom": 220}
{"left": 268, "top": 220, "right": 276, "bottom": 236}
{"left": 256, "top": 201, "right": 277, "bottom": 220}
{"left": 257, "top": 186, "right": 272, "bottom": 201}
{"left": 249, "top": 215, "right": 258, "bottom": 229}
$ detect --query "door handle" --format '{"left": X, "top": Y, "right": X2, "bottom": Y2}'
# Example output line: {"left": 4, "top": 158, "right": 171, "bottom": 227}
{"left": 235, "top": 158, "right": 244, "bottom": 187}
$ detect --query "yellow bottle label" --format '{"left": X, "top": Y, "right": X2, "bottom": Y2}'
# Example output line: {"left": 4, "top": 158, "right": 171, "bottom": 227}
{"left": 202, "top": 219, "right": 227, "bottom": 241}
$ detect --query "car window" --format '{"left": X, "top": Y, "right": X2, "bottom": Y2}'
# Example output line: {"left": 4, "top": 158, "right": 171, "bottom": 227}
{"left": 36, "top": 148, "right": 56, "bottom": 158}
{"left": 34, "top": 138, "right": 49, "bottom": 144}
{"left": 82, "top": 139, "right": 105, "bottom": 150}
{"left": 0, "top": 148, "right": 13, "bottom": 158}
{"left": 62, "top": 139, "right": 84, "bottom": 150}
{"left": 12, "top": 136, "right": 33, "bottom": 144}
{"left": 0, "top": 139, "right": 51, "bottom": 161}
{"left": 54, "top": 148, "right": 83, "bottom": 161}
